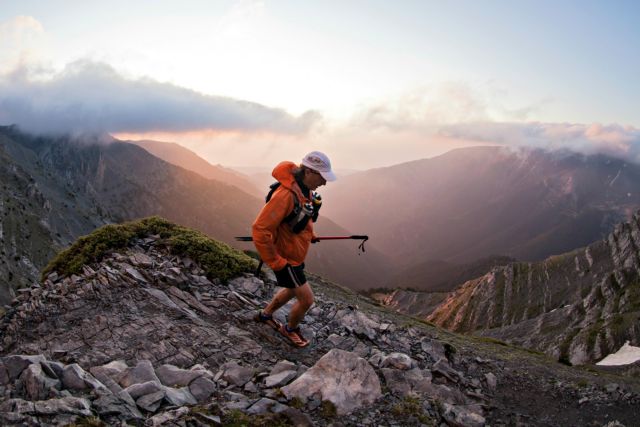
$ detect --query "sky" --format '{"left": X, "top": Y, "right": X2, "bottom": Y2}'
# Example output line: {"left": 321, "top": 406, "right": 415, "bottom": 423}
{"left": 1, "top": 0, "right": 639, "bottom": 169}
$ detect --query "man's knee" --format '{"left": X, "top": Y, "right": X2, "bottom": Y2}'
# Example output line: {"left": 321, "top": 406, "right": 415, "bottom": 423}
{"left": 296, "top": 285, "right": 314, "bottom": 310}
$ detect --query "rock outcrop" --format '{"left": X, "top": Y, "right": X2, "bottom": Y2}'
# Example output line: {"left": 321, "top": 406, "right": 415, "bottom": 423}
{"left": 428, "top": 211, "right": 640, "bottom": 365}
{"left": 0, "top": 218, "right": 638, "bottom": 426}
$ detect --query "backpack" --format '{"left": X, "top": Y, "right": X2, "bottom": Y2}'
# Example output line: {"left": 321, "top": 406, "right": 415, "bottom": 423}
{"left": 265, "top": 182, "right": 320, "bottom": 233}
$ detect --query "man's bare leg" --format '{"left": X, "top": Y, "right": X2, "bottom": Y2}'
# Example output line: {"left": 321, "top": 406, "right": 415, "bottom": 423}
{"left": 287, "top": 283, "right": 314, "bottom": 328}
{"left": 263, "top": 287, "right": 295, "bottom": 315}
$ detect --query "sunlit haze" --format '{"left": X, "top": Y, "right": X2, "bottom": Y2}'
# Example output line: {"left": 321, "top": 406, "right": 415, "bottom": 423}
{"left": 1, "top": 0, "right": 639, "bottom": 169}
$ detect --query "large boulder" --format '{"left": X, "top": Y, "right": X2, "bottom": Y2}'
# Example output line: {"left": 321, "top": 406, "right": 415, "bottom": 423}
{"left": 281, "top": 349, "right": 381, "bottom": 415}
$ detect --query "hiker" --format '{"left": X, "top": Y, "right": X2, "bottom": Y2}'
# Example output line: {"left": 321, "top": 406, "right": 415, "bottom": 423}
{"left": 252, "top": 151, "right": 337, "bottom": 347}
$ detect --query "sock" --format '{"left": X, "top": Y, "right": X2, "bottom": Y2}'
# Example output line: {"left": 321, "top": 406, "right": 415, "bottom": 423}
{"left": 259, "top": 311, "right": 272, "bottom": 321}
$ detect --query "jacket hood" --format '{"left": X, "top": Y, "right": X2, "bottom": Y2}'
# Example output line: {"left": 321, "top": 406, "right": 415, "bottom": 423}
{"left": 272, "top": 161, "right": 307, "bottom": 201}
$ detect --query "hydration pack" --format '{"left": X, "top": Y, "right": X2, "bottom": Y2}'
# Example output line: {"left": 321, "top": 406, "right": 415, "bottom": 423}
{"left": 265, "top": 182, "right": 321, "bottom": 234}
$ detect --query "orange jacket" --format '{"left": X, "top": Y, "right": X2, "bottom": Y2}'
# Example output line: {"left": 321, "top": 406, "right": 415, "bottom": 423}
{"left": 252, "top": 161, "right": 315, "bottom": 271}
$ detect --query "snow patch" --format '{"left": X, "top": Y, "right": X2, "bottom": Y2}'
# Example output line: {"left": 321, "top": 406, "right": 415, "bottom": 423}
{"left": 596, "top": 341, "right": 640, "bottom": 366}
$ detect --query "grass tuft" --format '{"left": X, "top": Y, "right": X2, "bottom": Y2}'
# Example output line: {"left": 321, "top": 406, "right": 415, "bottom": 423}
{"left": 41, "top": 216, "right": 255, "bottom": 282}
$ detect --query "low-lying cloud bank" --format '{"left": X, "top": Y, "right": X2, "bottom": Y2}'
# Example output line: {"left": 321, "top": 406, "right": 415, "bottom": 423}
{"left": 439, "top": 122, "right": 640, "bottom": 163}
{"left": 0, "top": 60, "right": 320, "bottom": 135}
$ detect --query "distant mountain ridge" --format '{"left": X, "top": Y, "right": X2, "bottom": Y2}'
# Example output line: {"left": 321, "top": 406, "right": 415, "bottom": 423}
{"left": 129, "top": 139, "right": 262, "bottom": 198}
{"left": 321, "top": 146, "right": 640, "bottom": 274}
{"left": 389, "top": 255, "right": 516, "bottom": 293}
{"left": 427, "top": 210, "right": 640, "bottom": 365}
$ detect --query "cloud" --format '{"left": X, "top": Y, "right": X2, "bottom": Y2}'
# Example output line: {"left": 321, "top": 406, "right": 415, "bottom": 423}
{"left": 349, "top": 82, "right": 490, "bottom": 132}
{"left": 439, "top": 121, "right": 640, "bottom": 162}
{"left": 0, "top": 60, "right": 320, "bottom": 135}
{"left": 0, "top": 16, "right": 47, "bottom": 73}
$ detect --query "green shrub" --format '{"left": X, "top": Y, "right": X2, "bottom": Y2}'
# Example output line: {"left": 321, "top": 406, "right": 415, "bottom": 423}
{"left": 319, "top": 400, "right": 337, "bottom": 418}
{"left": 42, "top": 216, "right": 255, "bottom": 282}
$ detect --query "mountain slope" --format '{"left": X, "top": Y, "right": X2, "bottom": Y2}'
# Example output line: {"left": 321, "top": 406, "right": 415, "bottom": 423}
{"left": 0, "top": 126, "right": 389, "bottom": 300}
{"left": 129, "top": 139, "right": 262, "bottom": 198}
{"left": 389, "top": 255, "right": 516, "bottom": 292}
{"left": 0, "top": 217, "right": 638, "bottom": 426}
{"left": 321, "top": 146, "right": 640, "bottom": 268}
{"left": 427, "top": 210, "right": 640, "bottom": 365}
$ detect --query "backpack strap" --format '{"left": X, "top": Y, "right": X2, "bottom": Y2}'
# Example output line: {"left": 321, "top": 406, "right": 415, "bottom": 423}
{"left": 265, "top": 182, "right": 303, "bottom": 229}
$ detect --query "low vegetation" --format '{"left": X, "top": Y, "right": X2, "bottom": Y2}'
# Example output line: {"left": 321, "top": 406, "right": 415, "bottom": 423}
{"left": 42, "top": 216, "right": 255, "bottom": 282}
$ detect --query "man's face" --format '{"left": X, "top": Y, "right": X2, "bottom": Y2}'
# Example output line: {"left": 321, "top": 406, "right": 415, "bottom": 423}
{"left": 304, "top": 168, "right": 327, "bottom": 190}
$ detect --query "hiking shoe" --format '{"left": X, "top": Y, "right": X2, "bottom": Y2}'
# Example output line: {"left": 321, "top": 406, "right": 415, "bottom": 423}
{"left": 254, "top": 311, "right": 281, "bottom": 330}
{"left": 279, "top": 324, "right": 310, "bottom": 348}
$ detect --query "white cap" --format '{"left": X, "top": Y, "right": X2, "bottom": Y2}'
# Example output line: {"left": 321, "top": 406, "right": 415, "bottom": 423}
{"left": 301, "top": 151, "right": 337, "bottom": 182}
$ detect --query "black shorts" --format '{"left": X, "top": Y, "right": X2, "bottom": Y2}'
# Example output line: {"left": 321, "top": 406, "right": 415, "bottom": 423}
{"left": 274, "top": 263, "right": 307, "bottom": 288}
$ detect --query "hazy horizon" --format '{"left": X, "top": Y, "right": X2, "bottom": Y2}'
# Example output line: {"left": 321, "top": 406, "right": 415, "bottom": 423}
{"left": 1, "top": 1, "right": 639, "bottom": 169}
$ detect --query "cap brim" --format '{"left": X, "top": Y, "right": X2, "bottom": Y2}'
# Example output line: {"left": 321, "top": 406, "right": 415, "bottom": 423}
{"left": 320, "top": 170, "right": 337, "bottom": 182}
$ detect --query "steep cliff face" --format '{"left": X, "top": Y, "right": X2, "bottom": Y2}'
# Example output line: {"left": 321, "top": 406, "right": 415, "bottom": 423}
{"left": 428, "top": 211, "right": 640, "bottom": 365}
{"left": 0, "top": 142, "right": 66, "bottom": 302}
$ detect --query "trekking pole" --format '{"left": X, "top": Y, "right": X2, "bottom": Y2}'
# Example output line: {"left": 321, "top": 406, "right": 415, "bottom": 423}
{"left": 235, "top": 235, "right": 369, "bottom": 252}
{"left": 235, "top": 235, "right": 370, "bottom": 276}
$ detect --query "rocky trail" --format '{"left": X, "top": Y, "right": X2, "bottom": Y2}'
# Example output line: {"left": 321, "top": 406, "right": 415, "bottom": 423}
{"left": 0, "top": 232, "right": 639, "bottom": 426}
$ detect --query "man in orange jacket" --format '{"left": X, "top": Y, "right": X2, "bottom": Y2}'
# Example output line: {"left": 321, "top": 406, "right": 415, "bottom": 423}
{"left": 252, "top": 151, "right": 336, "bottom": 347}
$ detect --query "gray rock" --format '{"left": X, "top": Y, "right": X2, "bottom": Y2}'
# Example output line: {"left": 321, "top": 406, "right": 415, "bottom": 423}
{"left": 124, "top": 380, "right": 163, "bottom": 399}
{"left": 381, "top": 352, "right": 415, "bottom": 370}
{"left": 0, "top": 398, "right": 36, "bottom": 414}
{"left": 421, "top": 338, "right": 447, "bottom": 362}
{"left": 33, "top": 396, "right": 92, "bottom": 416}
{"left": 93, "top": 393, "right": 144, "bottom": 420}
{"left": 137, "top": 389, "right": 165, "bottom": 412}
{"left": 368, "top": 351, "right": 386, "bottom": 367}
{"left": 228, "top": 276, "right": 263, "bottom": 295}
{"left": 244, "top": 381, "right": 259, "bottom": 393}
{"left": 21, "top": 362, "right": 60, "bottom": 400}
{"left": 220, "top": 361, "right": 254, "bottom": 387}
{"left": 2, "top": 354, "right": 47, "bottom": 380}
{"left": 42, "top": 360, "right": 65, "bottom": 379}
{"left": 125, "top": 267, "right": 147, "bottom": 283}
{"left": 441, "top": 402, "right": 486, "bottom": 427}
{"left": 90, "top": 369, "right": 125, "bottom": 395}
{"left": 147, "top": 406, "right": 190, "bottom": 426}
{"left": 282, "top": 408, "right": 314, "bottom": 427}
{"left": 484, "top": 372, "right": 497, "bottom": 390}
{"left": 156, "top": 363, "right": 204, "bottom": 387}
{"left": 119, "top": 360, "right": 160, "bottom": 388}
{"left": 0, "top": 362, "right": 9, "bottom": 385}
{"left": 189, "top": 376, "right": 217, "bottom": 402}
{"left": 606, "top": 383, "right": 620, "bottom": 393}
{"left": 282, "top": 349, "right": 382, "bottom": 415}
{"left": 164, "top": 386, "right": 198, "bottom": 406}
{"left": 62, "top": 363, "right": 106, "bottom": 391}
{"left": 246, "top": 397, "right": 289, "bottom": 415}
{"left": 264, "top": 370, "right": 298, "bottom": 388}
{"left": 225, "top": 335, "right": 263, "bottom": 358}
{"left": 270, "top": 360, "right": 297, "bottom": 376}
{"left": 90, "top": 360, "right": 128, "bottom": 383}
{"left": 417, "top": 382, "right": 466, "bottom": 405}
{"left": 333, "top": 309, "right": 378, "bottom": 340}
{"left": 381, "top": 368, "right": 412, "bottom": 397}
{"left": 432, "top": 359, "right": 462, "bottom": 383}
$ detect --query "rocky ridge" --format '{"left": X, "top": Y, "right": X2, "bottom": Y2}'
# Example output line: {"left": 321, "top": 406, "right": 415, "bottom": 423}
{"left": 428, "top": 211, "right": 640, "bottom": 366}
{"left": 0, "top": 223, "right": 639, "bottom": 426}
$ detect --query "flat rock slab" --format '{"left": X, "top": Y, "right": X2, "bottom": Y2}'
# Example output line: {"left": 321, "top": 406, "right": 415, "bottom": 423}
{"left": 282, "top": 349, "right": 381, "bottom": 415}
